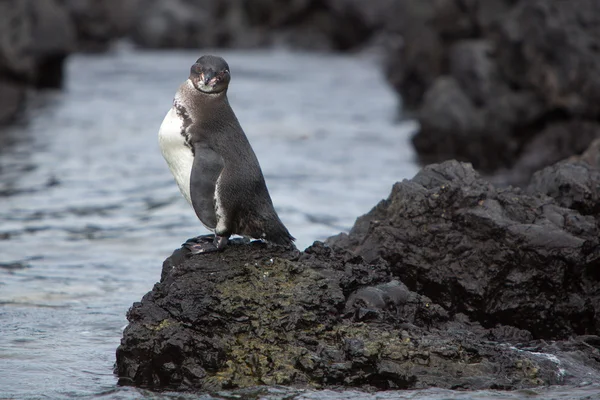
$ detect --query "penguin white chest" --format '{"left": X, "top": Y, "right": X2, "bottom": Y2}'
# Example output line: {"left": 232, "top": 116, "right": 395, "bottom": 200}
{"left": 158, "top": 107, "right": 194, "bottom": 205}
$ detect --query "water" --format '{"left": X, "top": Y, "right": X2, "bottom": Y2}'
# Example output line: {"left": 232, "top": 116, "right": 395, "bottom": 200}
{"left": 0, "top": 48, "right": 597, "bottom": 399}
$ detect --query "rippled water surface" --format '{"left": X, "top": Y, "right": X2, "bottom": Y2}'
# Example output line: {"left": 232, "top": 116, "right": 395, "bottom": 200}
{"left": 0, "top": 49, "right": 597, "bottom": 399}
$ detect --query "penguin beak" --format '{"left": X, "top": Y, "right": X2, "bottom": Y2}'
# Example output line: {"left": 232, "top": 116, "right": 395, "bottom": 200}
{"left": 202, "top": 70, "right": 229, "bottom": 86}
{"left": 203, "top": 72, "right": 215, "bottom": 86}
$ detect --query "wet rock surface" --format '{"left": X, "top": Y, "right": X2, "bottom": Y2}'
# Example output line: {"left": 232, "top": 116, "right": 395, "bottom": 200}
{"left": 116, "top": 145, "right": 600, "bottom": 392}
{"left": 386, "top": 0, "right": 600, "bottom": 185}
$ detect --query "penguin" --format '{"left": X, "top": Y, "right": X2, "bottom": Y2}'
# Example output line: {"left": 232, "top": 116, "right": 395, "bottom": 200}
{"left": 158, "top": 55, "right": 295, "bottom": 253}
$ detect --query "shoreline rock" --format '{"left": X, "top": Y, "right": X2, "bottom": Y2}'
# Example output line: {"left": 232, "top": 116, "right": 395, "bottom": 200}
{"left": 0, "top": 0, "right": 140, "bottom": 125}
{"left": 115, "top": 242, "right": 574, "bottom": 391}
{"left": 327, "top": 159, "right": 600, "bottom": 340}
{"left": 128, "top": 0, "right": 385, "bottom": 51}
{"left": 115, "top": 141, "right": 600, "bottom": 392}
{"left": 59, "top": 0, "right": 141, "bottom": 52}
{"left": 384, "top": 0, "right": 600, "bottom": 186}
{"left": 0, "top": 0, "right": 76, "bottom": 125}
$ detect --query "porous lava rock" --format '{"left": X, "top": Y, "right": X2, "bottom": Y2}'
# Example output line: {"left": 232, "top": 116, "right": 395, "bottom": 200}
{"left": 116, "top": 241, "right": 573, "bottom": 391}
{"left": 328, "top": 158, "right": 600, "bottom": 340}
{"left": 116, "top": 145, "right": 600, "bottom": 391}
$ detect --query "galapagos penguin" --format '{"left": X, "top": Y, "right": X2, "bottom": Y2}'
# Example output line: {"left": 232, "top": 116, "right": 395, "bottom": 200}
{"left": 158, "top": 55, "right": 294, "bottom": 253}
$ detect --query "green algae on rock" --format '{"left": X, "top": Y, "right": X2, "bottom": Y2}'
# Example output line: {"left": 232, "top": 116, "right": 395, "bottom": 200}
{"left": 115, "top": 240, "right": 569, "bottom": 391}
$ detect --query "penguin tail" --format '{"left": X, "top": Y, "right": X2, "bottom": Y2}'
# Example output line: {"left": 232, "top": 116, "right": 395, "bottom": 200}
{"left": 238, "top": 209, "right": 295, "bottom": 247}
{"left": 264, "top": 217, "right": 295, "bottom": 247}
{"left": 268, "top": 230, "right": 295, "bottom": 247}
{"left": 255, "top": 212, "right": 295, "bottom": 247}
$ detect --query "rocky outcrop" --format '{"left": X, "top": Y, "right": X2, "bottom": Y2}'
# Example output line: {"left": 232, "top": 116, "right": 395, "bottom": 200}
{"left": 0, "top": 0, "right": 139, "bottom": 124}
{"left": 59, "top": 0, "right": 140, "bottom": 51}
{"left": 0, "top": 81, "right": 26, "bottom": 125}
{"left": 2, "top": 0, "right": 76, "bottom": 87}
{"left": 116, "top": 241, "right": 585, "bottom": 391}
{"left": 527, "top": 139, "right": 600, "bottom": 216}
{"left": 386, "top": 0, "right": 600, "bottom": 185}
{"left": 129, "top": 0, "right": 393, "bottom": 50}
{"left": 0, "top": 0, "right": 76, "bottom": 124}
{"left": 116, "top": 143, "right": 600, "bottom": 392}
{"left": 328, "top": 158, "right": 600, "bottom": 340}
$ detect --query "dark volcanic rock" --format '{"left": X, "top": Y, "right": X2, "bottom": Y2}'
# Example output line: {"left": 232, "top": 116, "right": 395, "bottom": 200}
{"left": 0, "top": 0, "right": 75, "bottom": 85}
{"left": 0, "top": 0, "right": 144, "bottom": 124}
{"left": 0, "top": 2, "right": 30, "bottom": 124}
{"left": 493, "top": 121, "right": 600, "bottom": 187}
{"left": 59, "top": 0, "right": 140, "bottom": 51}
{"left": 387, "top": 0, "right": 600, "bottom": 185}
{"left": 384, "top": 0, "right": 516, "bottom": 110}
{"left": 527, "top": 139, "right": 600, "bottom": 216}
{"left": 0, "top": 0, "right": 76, "bottom": 124}
{"left": 116, "top": 145, "right": 600, "bottom": 391}
{"left": 131, "top": 0, "right": 228, "bottom": 49}
{"left": 0, "top": 80, "right": 26, "bottom": 124}
{"left": 128, "top": 0, "right": 386, "bottom": 50}
{"left": 495, "top": 0, "right": 600, "bottom": 117}
{"left": 29, "top": 0, "right": 76, "bottom": 88}
{"left": 115, "top": 240, "right": 576, "bottom": 391}
{"left": 327, "top": 159, "right": 600, "bottom": 340}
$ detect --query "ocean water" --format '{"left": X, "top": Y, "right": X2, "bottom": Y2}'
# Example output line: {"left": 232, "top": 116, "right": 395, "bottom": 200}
{"left": 0, "top": 48, "right": 597, "bottom": 399}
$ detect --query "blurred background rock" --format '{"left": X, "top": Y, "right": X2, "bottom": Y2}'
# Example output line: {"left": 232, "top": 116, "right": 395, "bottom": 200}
{"left": 390, "top": 0, "right": 600, "bottom": 186}
{"left": 2, "top": 0, "right": 600, "bottom": 186}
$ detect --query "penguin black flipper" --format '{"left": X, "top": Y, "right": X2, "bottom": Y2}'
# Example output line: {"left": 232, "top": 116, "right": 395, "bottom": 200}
{"left": 189, "top": 142, "right": 223, "bottom": 232}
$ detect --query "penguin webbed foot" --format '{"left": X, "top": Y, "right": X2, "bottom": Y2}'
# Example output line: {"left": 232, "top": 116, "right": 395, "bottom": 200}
{"left": 183, "top": 234, "right": 228, "bottom": 255}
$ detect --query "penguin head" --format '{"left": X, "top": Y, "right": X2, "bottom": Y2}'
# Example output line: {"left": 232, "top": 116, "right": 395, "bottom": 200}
{"left": 189, "top": 55, "right": 231, "bottom": 94}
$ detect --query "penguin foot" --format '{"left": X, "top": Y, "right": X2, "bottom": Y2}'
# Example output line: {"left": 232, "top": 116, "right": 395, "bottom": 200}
{"left": 183, "top": 235, "right": 229, "bottom": 254}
